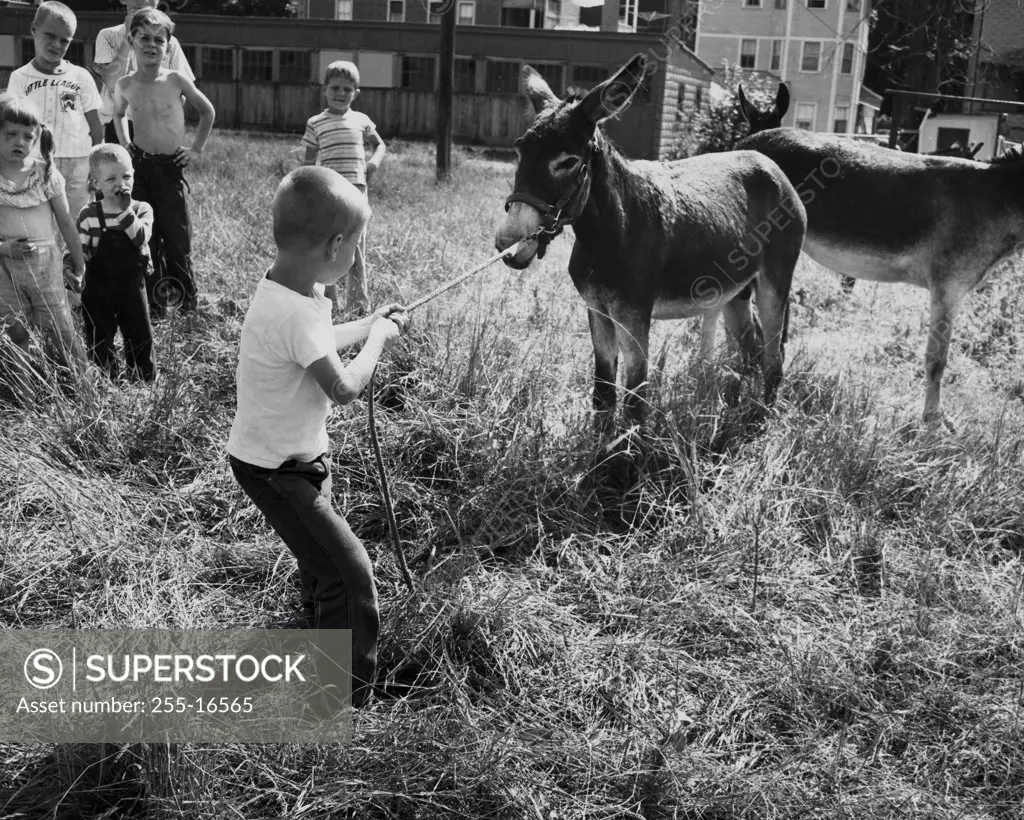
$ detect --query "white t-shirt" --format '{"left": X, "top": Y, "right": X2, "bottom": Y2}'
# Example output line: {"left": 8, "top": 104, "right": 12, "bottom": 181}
{"left": 227, "top": 277, "right": 336, "bottom": 469}
{"left": 93, "top": 25, "right": 194, "bottom": 124}
{"left": 5, "top": 62, "right": 99, "bottom": 158}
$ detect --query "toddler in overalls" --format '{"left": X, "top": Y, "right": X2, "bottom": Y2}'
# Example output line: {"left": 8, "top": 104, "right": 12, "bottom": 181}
{"left": 76, "top": 143, "right": 155, "bottom": 381}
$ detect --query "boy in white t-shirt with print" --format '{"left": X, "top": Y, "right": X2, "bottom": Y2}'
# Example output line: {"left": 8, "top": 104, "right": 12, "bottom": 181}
{"left": 6, "top": 1, "right": 102, "bottom": 297}
{"left": 227, "top": 166, "right": 407, "bottom": 705}
{"left": 303, "top": 61, "right": 385, "bottom": 316}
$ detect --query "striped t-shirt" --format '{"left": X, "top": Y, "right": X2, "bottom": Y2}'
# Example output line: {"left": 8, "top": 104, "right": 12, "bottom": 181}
{"left": 77, "top": 199, "right": 154, "bottom": 267}
{"left": 302, "top": 109, "right": 377, "bottom": 186}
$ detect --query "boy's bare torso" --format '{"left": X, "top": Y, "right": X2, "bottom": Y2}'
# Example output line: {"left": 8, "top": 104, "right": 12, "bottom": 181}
{"left": 120, "top": 69, "right": 185, "bottom": 155}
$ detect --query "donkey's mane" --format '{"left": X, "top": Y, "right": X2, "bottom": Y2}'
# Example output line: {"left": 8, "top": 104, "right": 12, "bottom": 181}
{"left": 990, "top": 146, "right": 1024, "bottom": 166}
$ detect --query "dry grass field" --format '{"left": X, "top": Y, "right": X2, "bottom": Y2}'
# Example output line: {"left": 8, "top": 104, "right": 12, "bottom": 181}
{"left": 1, "top": 131, "right": 1023, "bottom": 819}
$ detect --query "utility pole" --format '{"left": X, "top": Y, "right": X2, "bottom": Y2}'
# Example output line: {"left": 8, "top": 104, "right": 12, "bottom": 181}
{"left": 436, "top": 2, "right": 456, "bottom": 181}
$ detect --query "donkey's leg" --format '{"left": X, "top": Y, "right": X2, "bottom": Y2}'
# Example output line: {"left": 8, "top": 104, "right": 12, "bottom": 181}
{"left": 722, "top": 295, "right": 760, "bottom": 370}
{"left": 753, "top": 277, "right": 790, "bottom": 405}
{"left": 923, "top": 286, "right": 962, "bottom": 426}
{"left": 614, "top": 305, "right": 652, "bottom": 429}
{"left": 698, "top": 307, "right": 723, "bottom": 360}
{"left": 587, "top": 306, "right": 618, "bottom": 435}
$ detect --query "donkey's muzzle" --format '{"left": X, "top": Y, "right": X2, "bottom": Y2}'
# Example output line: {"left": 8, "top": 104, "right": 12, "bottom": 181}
{"left": 497, "top": 236, "right": 539, "bottom": 269}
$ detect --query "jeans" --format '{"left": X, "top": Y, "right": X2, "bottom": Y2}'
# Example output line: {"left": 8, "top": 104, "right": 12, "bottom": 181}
{"left": 130, "top": 146, "right": 195, "bottom": 315}
{"left": 0, "top": 243, "right": 85, "bottom": 368}
{"left": 56, "top": 157, "right": 91, "bottom": 308}
{"left": 229, "top": 454, "right": 379, "bottom": 698}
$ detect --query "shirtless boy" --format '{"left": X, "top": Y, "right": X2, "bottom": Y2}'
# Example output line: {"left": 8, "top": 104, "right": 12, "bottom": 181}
{"left": 113, "top": 7, "right": 214, "bottom": 317}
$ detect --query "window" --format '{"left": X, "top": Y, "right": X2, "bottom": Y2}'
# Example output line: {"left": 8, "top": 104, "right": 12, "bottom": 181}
{"left": 180, "top": 45, "right": 197, "bottom": 73}
{"left": 458, "top": 1, "right": 475, "bottom": 24}
{"left": 807, "top": 0, "right": 826, "bottom": 7}
{"left": 801, "top": 41, "right": 821, "bottom": 72}
{"left": 400, "top": 55, "right": 435, "bottom": 90}
{"left": 427, "top": 1, "right": 447, "bottom": 23}
{"left": 841, "top": 42, "right": 854, "bottom": 74}
{"left": 486, "top": 60, "right": 520, "bottom": 94}
{"left": 534, "top": 64, "right": 564, "bottom": 96}
{"left": 740, "top": 39, "right": 757, "bottom": 70}
{"left": 770, "top": 40, "right": 783, "bottom": 72}
{"left": 795, "top": 102, "right": 815, "bottom": 130}
{"left": 744, "top": 0, "right": 761, "bottom": 6}
{"left": 571, "top": 65, "right": 607, "bottom": 89}
{"left": 335, "top": 0, "right": 353, "bottom": 20}
{"left": 201, "top": 46, "right": 234, "bottom": 81}
{"left": 279, "top": 50, "right": 312, "bottom": 83}
{"left": 677, "top": 82, "right": 687, "bottom": 110}
{"left": 67, "top": 41, "right": 86, "bottom": 67}
{"left": 501, "top": 8, "right": 540, "bottom": 27}
{"left": 775, "top": 0, "right": 786, "bottom": 7}
{"left": 545, "top": 0, "right": 562, "bottom": 27}
{"left": 454, "top": 57, "right": 476, "bottom": 93}
{"left": 937, "top": 127, "right": 971, "bottom": 152}
{"left": 833, "top": 104, "right": 849, "bottom": 133}
{"left": 240, "top": 50, "right": 273, "bottom": 82}
{"left": 695, "top": 86, "right": 703, "bottom": 110}
{"left": 388, "top": 0, "right": 405, "bottom": 22}
{"left": 847, "top": 0, "right": 860, "bottom": 9}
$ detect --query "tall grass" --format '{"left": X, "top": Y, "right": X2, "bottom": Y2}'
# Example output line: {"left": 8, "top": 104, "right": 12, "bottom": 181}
{"left": 1, "top": 132, "right": 1022, "bottom": 819}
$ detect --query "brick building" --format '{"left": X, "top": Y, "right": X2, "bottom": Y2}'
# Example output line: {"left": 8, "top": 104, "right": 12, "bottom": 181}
{"left": 302, "top": 0, "right": 581, "bottom": 27}
{"left": 966, "top": 0, "right": 1024, "bottom": 140}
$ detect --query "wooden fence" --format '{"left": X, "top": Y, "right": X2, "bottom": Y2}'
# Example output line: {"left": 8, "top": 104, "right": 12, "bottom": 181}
{"left": 198, "top": 82, "right": 553, "bottom": 145}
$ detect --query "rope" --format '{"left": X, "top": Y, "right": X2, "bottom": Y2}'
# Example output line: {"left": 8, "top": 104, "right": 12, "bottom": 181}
{"left": 367, "top": 232, "right": 541, "bottom": 592}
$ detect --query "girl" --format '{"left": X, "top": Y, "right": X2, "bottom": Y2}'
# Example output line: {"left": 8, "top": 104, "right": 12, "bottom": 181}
{"left": 0, "top": 93, "right": 85, "bottom": 370}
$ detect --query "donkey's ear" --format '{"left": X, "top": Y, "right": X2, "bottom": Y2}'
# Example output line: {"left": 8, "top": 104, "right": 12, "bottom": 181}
{"left": 773, "top": 83, "right": 791, "bottom": 120}
{"left": 521, "top": 65, "right": 559, "bottom": 116}
{"left": 737, "top": 85, "right": 756, "bottom": 125}
{"left": 579, "top": 53, "right": 649, "bottom": 125}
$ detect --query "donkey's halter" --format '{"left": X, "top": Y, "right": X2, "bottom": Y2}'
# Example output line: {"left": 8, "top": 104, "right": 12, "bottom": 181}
{"left": 504, "top": 141, "right": 594, "bottom": 259}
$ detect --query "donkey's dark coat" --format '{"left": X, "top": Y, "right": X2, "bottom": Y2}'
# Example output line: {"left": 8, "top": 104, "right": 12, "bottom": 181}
{"left": 736, "top": 127, "right": 1024, "bottom": 423}
{"left": 495, "top": 57, "right": 807, "bottom": 431}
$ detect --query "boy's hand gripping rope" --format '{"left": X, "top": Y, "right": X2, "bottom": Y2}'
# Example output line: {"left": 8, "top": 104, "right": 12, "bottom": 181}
{"left": 367, "top": 230, "right": 546, "bottom": 593}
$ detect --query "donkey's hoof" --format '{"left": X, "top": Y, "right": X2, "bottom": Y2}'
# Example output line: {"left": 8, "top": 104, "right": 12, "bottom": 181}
{"left": 922, "top": 410, "right": 957, "bottom": 435}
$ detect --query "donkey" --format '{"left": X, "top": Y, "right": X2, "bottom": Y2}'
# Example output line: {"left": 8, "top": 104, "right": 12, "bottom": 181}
{"left": 737, "top": 83, "right": 790, "bottom": 138}
{"left": 494, "top": 56, "right": 807, "bottom": 433}
{"left": 735, "top": 125, "right": 1024, "bottom": 425}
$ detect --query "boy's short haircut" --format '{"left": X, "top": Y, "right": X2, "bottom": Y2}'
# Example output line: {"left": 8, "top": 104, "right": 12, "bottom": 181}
{"left": 33, "top": 1, "right": 77, "bottom": 30}
{"left": 273, "top": 167, "right": 370, "bottom": 253}
{"left": 128, "top": 7, "right": 175, "bottom": 38}
{"left": 89, "top": 143, "right": 133, "bottom": 177}
{"left": 324, "top": 61, "right": 360, "bottom": 87}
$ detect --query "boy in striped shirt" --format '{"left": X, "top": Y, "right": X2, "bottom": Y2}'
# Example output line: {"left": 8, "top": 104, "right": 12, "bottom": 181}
{"left": 77, "top": 143, "right": 156, "bottom": 381}
{"left": 302, "top": 61, "right": 386, "bottom": 316}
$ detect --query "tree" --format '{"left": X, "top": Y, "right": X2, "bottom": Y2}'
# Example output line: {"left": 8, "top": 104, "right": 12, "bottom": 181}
{"left": 863, "top": 0, "right": 976, "bottom": 110}
{"left": 672, "top": 65, "right": 780, "bottom": 158}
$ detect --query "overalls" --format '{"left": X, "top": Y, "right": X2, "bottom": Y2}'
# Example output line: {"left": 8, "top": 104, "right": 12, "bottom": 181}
{"left": 81, "top": 205, "right": 156, "bottom": 381}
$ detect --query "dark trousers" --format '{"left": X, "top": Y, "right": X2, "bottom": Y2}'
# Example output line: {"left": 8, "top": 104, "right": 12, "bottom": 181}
{"left": 103, "top": 120, "right": 134, "bottom": 145}
{"left": 229, "top": 454, "right": 380, "bottom": 699}
{"left": 130, "top": 146, "right": 195, "bottom": 315}
{"left": 81, "top": 272, "right": 155, "bottom": 382}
